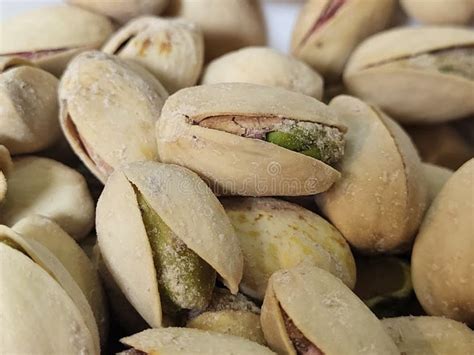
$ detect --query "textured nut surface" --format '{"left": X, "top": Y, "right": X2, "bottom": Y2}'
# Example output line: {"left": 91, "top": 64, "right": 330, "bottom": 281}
{"left": 401, "top": 0, "right": 474, "bottom": 25}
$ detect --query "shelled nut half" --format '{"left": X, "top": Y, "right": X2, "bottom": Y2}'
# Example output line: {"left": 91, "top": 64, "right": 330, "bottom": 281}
{"left": 59, "top": 51, "right": 168, "bottom": 183}
{"left": 344, "top": 27, "right": 474, "bottom": 124}
{"left": 156, "top": 83, "right": 346, "bottom": 196}
{"left": 400, "top": 0, "right": 474, "bottom": 25}
{"left": 0, "top": 145, "right": 12, "bottom": 203}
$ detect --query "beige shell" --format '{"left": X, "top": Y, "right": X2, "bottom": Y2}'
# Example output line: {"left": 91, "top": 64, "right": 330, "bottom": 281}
{"left": 96, "top": 161, "right": 243, "bottom": 327}
{"left": 291, "top": 0, "right": 395, "bottom": 79}
{"left": 316, "top": 95, "right": 427, "bottom": 254}
{"left": 401, "top": 0, "right": 474, "bottom": 25}
{"left": 59, "top": 51, "right": 168, "bottom": 183}
{"left": 0, "top": 145, "right": 12, "bottom": 203}
{"left": 344, "top": 27, "right": 474, "bottom": 124}
{"left": 382, "top": 316, "right": 474, "bottom": 355}
{"left": 156, "top": 83, "right": 345, "bottom": 196}
{"left": 422, "top": 163, "right": 453, "bottom": 205}
{"left": 201, "top": 46, "right": 324, "bottom": 99}
{"left": 103, "top": 17, "right": 204, "bottom": 94}
{"left": 166, "top": 0, "right": 266, "bottom": 61}
{"left": 0, "top": 5, "right": 114, "bottom": 76}
{"left": 121, "top": 328, "right": 275, "bottom": 355}
{"left": 222, "top": 197, "right": 356, "bottom": 299}
{"left": 0, "top": 156, "right": 95, "bottom": 240}
{"left": 67, "top": 0, "right": 170, "bottom": 24}
{"left": 412, "top": 159, "right": 474, "bottom": 324}
{"left": 261, "top": 265, "right": 399, "bottom": 355}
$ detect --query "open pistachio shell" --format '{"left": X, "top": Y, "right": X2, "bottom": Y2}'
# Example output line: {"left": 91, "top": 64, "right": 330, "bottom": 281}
{"left": 422, "top": 163, "right": 453, "bottom": 205}
{"left": 156, "top": 83, "right": 346, "bottom": 196}
{"left": 316, "top": 96, "right": 427, "bottom": 253}
{"left": 120, "top": 328, "right": 275, "bottom": 355}
{"left": 96, "top": 161, "right": 243, "bottom": 327}
{"left": 344, "top": 27, "right": 474, "bottom": 123}
{"left": 103, "top": 17, "right": 204, "bottom": 94}
{"left": 201, "top": 46, "right": 324, "bottom": 100}
{"left": 261, "top": 265, "right": 399, "bottom": 355}
{"left": 291, "top": 0, "right": 395, "bottom": 79}
{"left": 382, "top": 316, "right": 474, "bottom": 354}
{"left": 0, "top": 156, "right": 94, "bottom": 240}
{"left": 400, "top": 0, "right": 474, "bottom": 25}
{"left": 59, "top": 51, "right": 168, "bottom": 183}
{"left": 0, "top": 145, "right": 12, "bottom": 203}
{"left": 0, "top": 5, "right": 114, "bottom": 76}
{"left": 412, "top": 159, "right": 474, "bottom": 324}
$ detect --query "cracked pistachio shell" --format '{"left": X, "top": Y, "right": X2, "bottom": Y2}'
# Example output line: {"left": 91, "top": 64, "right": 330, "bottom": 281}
{"left": 0, "top": 156, "right": 95, "bottom": 240}
{"left": 0, "top": 5, "right": 114, "bottom": 76}
{"left": 0, "top": 225, "right": 100, "bottom": 354}
{"left": 201, "top": 46, "right": 324, "bottom": 99}
{"left": 120, "top": 328, "right": 275, "bottom": 355}
{"left": 412, "top": 159, "right": 474, "bottom": 325}
{"left": 261, "top": 265, "right": 399, "bottom": 355}
{"left": 422, "top": 163, "right": 453, "bottom": 205}
{"left": 382, "top": 316, "right": 474, "bottom": 355}
{"left": 103, "top": 17, "right": 204, "bottom": 94}
{"left": 222, "top": 197, "right": 356, "bottom": 300}
{"left": 291, "top": 0, "right": 395, "bottom": 79}
{"left": 344, "top": 27, "right": 474, "bottom": 123}
{"left": 401, "top": 0, "right": 474, "bottom": 25}
{"left": 316, "top": 96, "right": 427, "bottom": 254}
{"left": 156, "top": 83, "right": 345, "bottom": 196}
{"left": 0, "top": 145, "right": 12, "bottom": 203}
{"left": 59, "top": 51, "right": 168, "bottom": 183}
{"left": 96, "top": 161, "right": 243, "bottom": 327}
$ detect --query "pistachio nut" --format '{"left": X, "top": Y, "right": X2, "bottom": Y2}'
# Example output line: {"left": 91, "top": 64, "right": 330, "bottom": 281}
{"left": 261, "top": 265, "right": 399, "bottom": 355}
{"left": 412, "top": 159, "right": 474, "bottom": 324}
{"left": 401, "top": 0, "right": 474, "bottom": 25}
{"left": 201, "top": 47, "right": 324, "bottom": 100}
{"left": 222, "top": 197, "right": 356, "bottom": 300}
{"left": 103, "top": 17, "right": 204, "bottom": 94}
{"left": 0, "top": 145, "right": 12, "bottom": 203}
{"left": 316, "top": 96, "right": 427, "bottom": 253}
{"left": 166, "top": 0, "right": 266, "bottom": 61}
{"left": 422, "top": 163, "right": 453, "bottom": 205}
{"left": 156, "top": 83, "right": 347, "bottom": 196}
{"left": 382, "top": 316, "right": 474, "bottom": 355}
{"left": 344, "top": 27, "right": 474, "bottom": 123}
{"left": 96, "top": 161, "right": 243, "bottom": 327}
{"left": 66, "top": 0, "right": 170, "bottom": 24}
{"left": 0, "top": 156, "right": 95, "bottom": 240}
{"left": 59, "top": 51, "right": 168, "bottom": 183}
{"left": 291, "top": 0, "right": 395, "bottom": 79}
{"left": 0, "top": 5, "right": 114, "bottom": 76}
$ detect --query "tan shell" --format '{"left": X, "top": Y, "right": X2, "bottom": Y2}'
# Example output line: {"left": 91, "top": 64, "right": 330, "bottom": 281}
{"left": 166, "top": 0, "right": 266, "bottom": 61}
{"left": 103, "top": 17, "right": 204, "bottom": 93}
{"left": 96, "top": 161, "right": 243, "bottom": 327}
{"left": 261, "top": 265, "right": 399, "bottom": 355}
{"left": 156, "top": 83, "right": 345, "bottom": 196}
{"left": 0, "top": 145, "right": 12, "bottom": 203}
{"left": 400, "top": 0, "right": 474, "bottom": 25}
{"left": 0, "top": 5, "right": 114, "bottom": 76}
{"left": 422, "top": 163, "right": 453, "bottom": 205}
{"left": 0, "top": 56, "right": 35, "bottom": 72}
{"left": 121, "top": 328, "right": 275, "bottom": 355}
{"left": 222, "top": 197, "right": 356, "bottom": 299}
{"left": 382, "top": 316, "right": 474, "bottom": 355}
{"left": 412, "top": 159, "right": 474, "bottom": 324}
{"left": 344, "top": 27, "right": 474, "bottom": 123}
{"left": 291, "top": 0, "right": 395, "bottom": 79}
{"left": 0, "top": 156, "right": 95, "bottom": 240}
{"left": 59, "top": 51, "right": 168, "bottom": 183}
{"left": 201, "top": 46, "right": 324, "bottom": 99}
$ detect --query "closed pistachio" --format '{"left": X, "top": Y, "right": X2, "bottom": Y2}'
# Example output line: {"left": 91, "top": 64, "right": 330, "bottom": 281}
{"left": 291, "top": 0, "right": 395, "bottom": 79}
{"left": 0, "top": 5, "right": 114, "bottom": 76}
{"left": 0, "top": 145, "right": 12, "bottom": 203}
{"left": 344, "top": 27, "right": 474, "bottom": 124}
{"left": 401, "top": 0, "right": 474, "bottom": 25}
{"left": 422, "top": 163, "right": 453, "bottom": 205}
{"left": 156, "top": 83, "right": 347, "bottom": 196}
{"left": 59, "top": 51, "right": 168, "bottom": 183}
{"left": 103, "top": 17, "right": 204, "bottom": 93}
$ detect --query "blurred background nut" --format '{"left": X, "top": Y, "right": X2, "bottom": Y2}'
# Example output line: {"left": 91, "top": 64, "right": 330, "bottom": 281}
{"left": 422, "top": 163, "right": 453, "bottom": 205}
{"left": 103, "top": 17, "right": 204, "bottom": 93}
{"left": 201, "top": 46, "right": 324, "bottom": 100}
{"left": 400, "top": 0, "right": 474, "bottom": 25}
{"left": 0, "top": 145, "right": 12, "bottom": 203}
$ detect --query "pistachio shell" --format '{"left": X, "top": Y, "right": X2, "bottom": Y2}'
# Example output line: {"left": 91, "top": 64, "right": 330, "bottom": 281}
{"left": 201, "top": 46, "right": 324, "bottom": 99}
{"left": 103, "top": 17, "right": 204, "bottom": 93}
{"left": 261, "top": 265, "right": 399, "bottom": 355}
{"left": 422, "top": 163, "right": 453, "bottom": 205}
{"left": 316, "top": 96, "right": 427, "bottom": 253}
{"left": 400, "top": 0, "right": 474, "bottom": 25}
{"left": 0, "top": 5, "right": 114, "bottom": 76}
{"left": 0, "top": 56, "right": 35, "bottom": 72}
{"left": 382, "top": 316, "right": 474, "bottom": 354}
{"left": 0, "top": 156, "right": 95, "bottom": 240}
{"left": 344, "top": 27, "right": 474, "bottom": 123}
{"left": 412, "top": 159, "right": 474, "bottom": 324}
{"left": 0, "top": 145, "right": 12, "bottom": 203}
{"left": 59, "top": 51, "right": 168, "bottom": 183}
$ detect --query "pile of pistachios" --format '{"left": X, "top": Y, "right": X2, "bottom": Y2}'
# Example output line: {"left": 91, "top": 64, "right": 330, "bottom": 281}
{"left": 0, "top": 0, "right": 473, "bottom": 354}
